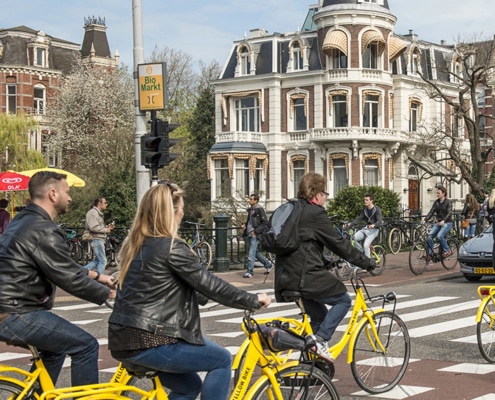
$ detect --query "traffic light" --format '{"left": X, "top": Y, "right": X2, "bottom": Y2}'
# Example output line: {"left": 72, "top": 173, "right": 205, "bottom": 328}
{"left": 140, "top": 134, "right": 162, "bottom": 168}
{"left": 156, "top": 120, "right": 182, "bottom": 167}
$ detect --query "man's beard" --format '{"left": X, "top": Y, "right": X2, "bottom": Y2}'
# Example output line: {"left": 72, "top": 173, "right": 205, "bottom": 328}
{"left": 54, "top": 202, "right": 69, "bottom": 216}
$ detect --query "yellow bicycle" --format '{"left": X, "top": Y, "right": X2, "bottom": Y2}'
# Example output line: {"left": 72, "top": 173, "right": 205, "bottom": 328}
{"left": 233, "top": 267, "right": 410, "bottom": 394}
{"left": 476, "top": 285, "right": 495, "bottom": 363}
{"left": 0, "top": 310, "right": 340, "bottom": 400}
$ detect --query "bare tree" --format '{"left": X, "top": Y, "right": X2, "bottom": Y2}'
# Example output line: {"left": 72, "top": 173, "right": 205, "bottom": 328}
{"left": 46, "top": 59, "right": 135, "bottom": 184}
{"left": 417, "top": 36, "right": 495, "bottom": 195}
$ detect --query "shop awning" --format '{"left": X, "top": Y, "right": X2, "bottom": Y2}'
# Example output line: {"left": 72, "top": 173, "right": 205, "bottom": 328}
{"left": 322, "top": 29, "right": 348, "bottom": 55}
{"left": 389, "top": 36, "right": 407, "bottom": 61}
{"left": 409, "top": 156, "right": 458, "bottom": 178}
{"left": 361, "top": 30, "right": 386, "bottom": 54}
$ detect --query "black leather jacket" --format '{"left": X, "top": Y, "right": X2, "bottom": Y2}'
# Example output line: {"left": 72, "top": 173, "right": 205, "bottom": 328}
{"left": 0, "top": 203, "right": 110, "bottom": 313}
{"left": 109, "top": 237, "right": 260, "bottom": 345}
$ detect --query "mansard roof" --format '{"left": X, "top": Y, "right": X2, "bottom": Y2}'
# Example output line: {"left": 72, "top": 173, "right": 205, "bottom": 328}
{"left": 321, "top": 0, "right": 390, "bottom": 10}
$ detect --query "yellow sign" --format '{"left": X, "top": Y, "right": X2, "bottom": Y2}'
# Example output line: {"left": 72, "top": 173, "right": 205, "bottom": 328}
{"left": 138, "top": 63, "right": 166, "bottom": 110}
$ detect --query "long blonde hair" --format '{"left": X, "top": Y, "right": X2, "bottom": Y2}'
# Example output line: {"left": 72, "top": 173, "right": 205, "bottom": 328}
{"left": 118, "top": 183, "right": 184, "bottom": 283}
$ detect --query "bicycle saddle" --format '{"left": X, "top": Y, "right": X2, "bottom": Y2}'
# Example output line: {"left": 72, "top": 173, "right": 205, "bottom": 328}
{"left": 280, "top": 289, "right": 303, "bottom": 302}
{"left": 120, "top": 360, "right": 156, "bottom": 378}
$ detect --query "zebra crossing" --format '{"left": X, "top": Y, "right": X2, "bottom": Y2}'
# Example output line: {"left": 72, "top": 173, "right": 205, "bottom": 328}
{"left": 2, "top": 288, "right": 495, "bottom": 399}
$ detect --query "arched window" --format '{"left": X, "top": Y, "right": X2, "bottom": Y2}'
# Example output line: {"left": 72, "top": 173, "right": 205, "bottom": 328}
{"left": 240, "top": 46, "right": 250, "bottom": 75}
{"left": 292, "top": 41, "right": 303, "bottom": 71}
{"left": 323, "top": 29, "right": 348, "bottom": 69}
{"left": 361, "top": 30, "right": 385, "bottom": 70}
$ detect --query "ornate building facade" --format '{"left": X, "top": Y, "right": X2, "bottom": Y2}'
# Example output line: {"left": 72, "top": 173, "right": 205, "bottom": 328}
{"left": 0, "top": 17, "right": 118, "bottom": 166}
{"left": 209, "top": 0, "right": 494, "bottom": 213}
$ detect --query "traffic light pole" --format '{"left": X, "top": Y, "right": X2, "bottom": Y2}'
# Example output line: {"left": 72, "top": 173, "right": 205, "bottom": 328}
{"left": 149, "top": 110, "right": 159, "bottom": 186}
{"left": 132, "top": 0, "right": 150, "bottom": 204}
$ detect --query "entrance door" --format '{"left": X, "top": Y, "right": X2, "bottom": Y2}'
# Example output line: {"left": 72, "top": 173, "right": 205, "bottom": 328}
{"left": 408, "top": 179, "right": 419, "bottom": 213}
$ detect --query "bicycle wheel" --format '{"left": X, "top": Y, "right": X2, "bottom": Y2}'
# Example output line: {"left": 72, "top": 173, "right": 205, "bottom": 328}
{"left": 250, "top": 363, "right": 339, "bottom": 400}
{"left": 387, "top": 228, "right": 402, "bottom": 254}
{"left": 477, "top": 297, "right": 495, "bottom": 363}
{"left": 195, "top": 241, "right": 212, "bottom": 269}
{"left": 67, "top": 240, "right": 82, "bottom": 263}
{"left": 369, "top": 246, "right": 386, "bottom": 276}
{"left": 350, "top": 311, "right": 410, "bottom": 394}
{"left": 441, "top": 238, "right": 459, "bottom": 271}
{"left": 409, "top": 242, "right": 428, "bottom": 275}
{"left": 0, "top": 380, "right": 38, "bottom": 399}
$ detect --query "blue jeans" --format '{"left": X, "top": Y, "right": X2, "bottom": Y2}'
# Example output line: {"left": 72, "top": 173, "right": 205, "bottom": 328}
{"left": 85, "top": 238, "right": 106, "bottom": 274}
{"left": 353, "top": 227, "right": 379, "bottom": 258}
{"left": 246, "top": 235, "right": 272, "bottom": 274}
{"left": 121, "top": 338, "right": 232, "bottom": 400}
{"left": 427, "top": 222, "right": 452, "bottom": 254}
{"left": 464, "top": 223, "right": 476, "bottom": 238}
{"left": 302, "top": 292, "right": 352, "bottom": 341}
{"left": 0, "top": 310, "right": 99, "bottom": 386}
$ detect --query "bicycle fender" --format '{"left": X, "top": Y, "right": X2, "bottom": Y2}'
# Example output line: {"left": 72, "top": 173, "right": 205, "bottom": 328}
{"left": 231, "top": 338, "right": 250, "bottom": 370}
{"left": 346, "top": 308, "right": 385, "bottom": 364}
{"left": 476, "top": 296, "right": 492, "bottom": 323}
{"left": 241, "top": 361, "right": 301, "bottom": 399}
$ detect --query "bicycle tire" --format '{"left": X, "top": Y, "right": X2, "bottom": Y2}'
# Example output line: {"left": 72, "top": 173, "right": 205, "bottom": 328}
{"left": 195, "top": 241, "right": 212, "bottom": 269}
{"left": 369, "top": 245, "right": 386, "bottom": 276}
{"left": 350, "top": 310, "right": 410, "bottom": 394}
{"left": 441, "top": 238, "right": 459, "bottom": 271}
{"left": 387, "top": 227, "right": 402, "bottom": 254}
{"left": 67, "top": 241, "right": 82, "bottom": 263}
{"left": 249, "top": 363, "right": 339, "bottom": 400}
{"left": 0, "top": 380, "right": 39, "bottom": 399}
{"left": 477, "top": 297, "right": 495, "bottom": 363}
{"left": 409, "top": 242, "right": 428, "bottom": 275}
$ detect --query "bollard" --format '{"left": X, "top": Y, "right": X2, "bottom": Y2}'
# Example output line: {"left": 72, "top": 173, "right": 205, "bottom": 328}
{"left": 213, "top": 213, "right": 230, "bottom": 272}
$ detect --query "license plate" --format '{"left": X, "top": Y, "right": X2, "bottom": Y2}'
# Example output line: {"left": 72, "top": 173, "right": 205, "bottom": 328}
{"left": 473, "top": 268, "right": 495, "bottom": 274}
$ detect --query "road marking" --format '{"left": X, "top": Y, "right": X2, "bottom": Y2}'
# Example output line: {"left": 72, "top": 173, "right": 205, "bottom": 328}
{"left": 0, "top": 352, "right": 31, "bottom": 361}
{"left": 53, "top": 303, "right": 98, "bottom": 311}
{"left": 438, "top": 362, "right": 495, "bottom": 374}
{"left": 407, "top": 316, "right": 474, "bottom": 338}
{"left": 352, "top": 384, "right": 434, "bottom": 399}
{"left": 73, "top": 319, "right": 102, "bottom": 325}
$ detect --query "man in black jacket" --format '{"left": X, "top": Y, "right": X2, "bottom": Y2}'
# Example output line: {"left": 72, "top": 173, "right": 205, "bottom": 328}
{"left": 241, "top": 193, "right": 273, "bottom": 278}
{"left": 275, "top": 172, "right": 375, "bottom": 362}
{"left": 349, "top": 194, "right": 383, "bottom": 258}
{"left": 0, "top": 172, "right": 115, "bottom": 386}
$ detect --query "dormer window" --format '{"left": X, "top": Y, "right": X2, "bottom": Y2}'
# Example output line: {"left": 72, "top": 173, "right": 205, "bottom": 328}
{"left": 36, "top": 48, "right": 46, "bottom": 67}
{"left": 292, "top": 42, "right": 303, "bottom": 71}
{"left": 240, "top": 46, "right": 250, "bottom": 75}
{"left": 410, "top": 48, "right": 422, "bottom": 75}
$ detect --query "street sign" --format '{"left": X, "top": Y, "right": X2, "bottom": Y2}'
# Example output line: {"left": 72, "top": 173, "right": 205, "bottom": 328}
{"left": 137, "top": 63, "right": 167, "bottom": 111}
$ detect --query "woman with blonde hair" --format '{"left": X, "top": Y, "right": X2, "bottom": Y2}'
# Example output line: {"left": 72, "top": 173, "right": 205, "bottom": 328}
{"left": 108, "top": 181, "right": 270, "bottom": 400}
{"left": 460, "top": 193, "right": 479, "bottom": 240}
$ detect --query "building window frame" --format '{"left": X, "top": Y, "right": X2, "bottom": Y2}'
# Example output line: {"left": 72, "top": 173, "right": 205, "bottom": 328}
{"left": 235, "top": 97, "right": 260, "bottom": 132}
{"left": 363, "top": 42, "right": 380, "bottom": 69}
{"left": 240, "top": 46, "right": 251, "bottom": 76}
{"left": 214, "top": 158, "right": 232, "bottom": 198}
{"left": 328, "top": 91, "right": 349, "bottom": 127}
{"left": 361, "top": 91, "right": 381, "bottom": 130}
{"left": 34, "top": 85, "right": 46, "bottom": 115}
{"left": 6, "top": 84, "right": 16, "bottom": 114}
{"left": 288, "top": 93, "right": 308, "bottom": 132}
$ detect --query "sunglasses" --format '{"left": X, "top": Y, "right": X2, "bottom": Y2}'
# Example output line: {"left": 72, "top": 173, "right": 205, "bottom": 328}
{"left": 158, "top": 179, "right": 179, "bottom": 194}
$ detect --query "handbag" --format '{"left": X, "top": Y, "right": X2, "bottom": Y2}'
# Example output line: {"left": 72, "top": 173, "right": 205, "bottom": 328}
{"left": 82, "top": 230, "right": 94, "bottom": 241}
{"left": 259, "top": 325, "right": 307, "bottom": 353}
{"left": 461, "top": 210, "right": 475, "bottom": 230}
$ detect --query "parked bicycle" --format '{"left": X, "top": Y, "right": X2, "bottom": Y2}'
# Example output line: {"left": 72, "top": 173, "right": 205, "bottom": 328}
{"left": 385, "top": 209, "right": 426, "bottom": 254}
{"left": 233, "top": 266, "right": 410, "bottom": 394}
{"left": 476, "top": 285, "right": 495, "bottom": 363}
{"left": 184, "top": 221, "right": 213, "bottom": 269}
{"left": 408, "top": 224, "right": 460, "bottom": 275}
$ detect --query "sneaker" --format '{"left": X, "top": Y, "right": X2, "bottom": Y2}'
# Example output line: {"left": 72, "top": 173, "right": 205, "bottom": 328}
{"left": 243, "top": 272, "right": 253, "bottom": 278}
{"left": 442, "top": 249, "right": 453, "bottom": 258}
{"left": 263, "top": 264, "right": 273, "bottom": 275}
{"left": 309, "top": 335, "right": 334, "bottom": 363}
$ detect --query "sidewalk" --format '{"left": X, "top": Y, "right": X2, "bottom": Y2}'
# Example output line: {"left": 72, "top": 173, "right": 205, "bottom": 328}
{"left": 214, "top": 251, "right": 413, "bottom": 288}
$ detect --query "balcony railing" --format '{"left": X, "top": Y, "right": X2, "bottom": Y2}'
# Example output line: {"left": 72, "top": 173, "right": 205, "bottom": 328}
{"left": 216, "top": 131, "right": 263, "bottom": 143}
{"left": 309, "top": 127, "right": 410, "bottom": 143}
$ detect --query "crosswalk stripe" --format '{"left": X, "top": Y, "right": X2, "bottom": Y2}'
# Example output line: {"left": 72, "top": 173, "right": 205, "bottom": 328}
{"left": 407, "top": 316, "right": 474, "bottom": 338}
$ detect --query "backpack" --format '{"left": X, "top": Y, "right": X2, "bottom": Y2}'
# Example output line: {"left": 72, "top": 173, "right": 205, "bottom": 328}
{"left": 258, "top": 199, "right": 304, "bottom": 256}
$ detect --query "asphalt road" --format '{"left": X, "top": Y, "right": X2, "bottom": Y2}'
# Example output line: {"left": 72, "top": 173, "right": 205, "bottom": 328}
{"left": 2, "top": 252, "right": 495, "bottom": 399}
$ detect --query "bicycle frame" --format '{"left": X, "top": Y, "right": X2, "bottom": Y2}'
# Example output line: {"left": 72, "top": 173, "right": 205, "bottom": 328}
{"left": 329, "top": 279, "right": 387, "bottom": 363}
{"left": 476, "top": 286, "right": 495, "bottom": 323}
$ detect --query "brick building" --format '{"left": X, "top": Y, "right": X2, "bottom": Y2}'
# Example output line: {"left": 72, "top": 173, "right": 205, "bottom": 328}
{"left": 209, "top": 0, "right": 495, "bottom": 213}
{"left": 0, "top": 17, "right": 118, "bottom": 166}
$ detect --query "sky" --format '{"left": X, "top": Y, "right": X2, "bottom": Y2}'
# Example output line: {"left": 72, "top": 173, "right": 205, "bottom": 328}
{"left": 1, "top": 0, "right": 493, "bottom": 69}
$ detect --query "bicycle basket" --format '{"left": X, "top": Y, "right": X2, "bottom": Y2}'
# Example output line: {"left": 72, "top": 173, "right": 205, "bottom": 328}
{"left": 258, "top": 325, "right": 307, "bottom": 353}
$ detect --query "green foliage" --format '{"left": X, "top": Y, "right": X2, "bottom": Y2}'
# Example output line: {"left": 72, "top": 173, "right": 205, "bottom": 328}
{"left": 326, "top": 186, "right": 401, "bottom": 221}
